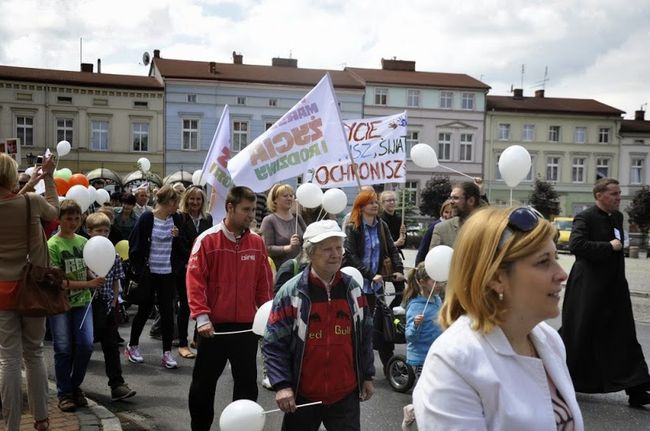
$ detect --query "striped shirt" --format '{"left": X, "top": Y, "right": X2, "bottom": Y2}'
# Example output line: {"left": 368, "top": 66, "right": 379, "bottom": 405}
{"left": 149, "top": 216, "right": 174, "bottom": 274}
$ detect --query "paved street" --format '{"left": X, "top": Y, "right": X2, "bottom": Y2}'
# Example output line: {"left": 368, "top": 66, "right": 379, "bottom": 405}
{"left": 43, "top": 249, "right": 650, "bottom": 430}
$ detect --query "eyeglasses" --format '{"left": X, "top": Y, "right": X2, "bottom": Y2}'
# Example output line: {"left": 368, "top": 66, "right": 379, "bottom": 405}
{"left": 498, "top": 207, "right": 543, "bottom": 249}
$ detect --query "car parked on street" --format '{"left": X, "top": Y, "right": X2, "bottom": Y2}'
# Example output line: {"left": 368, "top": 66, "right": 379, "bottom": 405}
{"left": 553, "top": 217, "right": 574, "bottom": 253}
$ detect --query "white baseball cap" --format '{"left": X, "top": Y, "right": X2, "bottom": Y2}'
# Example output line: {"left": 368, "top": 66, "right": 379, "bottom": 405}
{"left": 303, "top": 220, "right": 347, "bottom": 244}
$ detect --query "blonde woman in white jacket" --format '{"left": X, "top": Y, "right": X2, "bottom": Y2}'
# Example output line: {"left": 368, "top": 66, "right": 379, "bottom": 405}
{"left": 414, "top": 207, "right": 583, "bottom": 431}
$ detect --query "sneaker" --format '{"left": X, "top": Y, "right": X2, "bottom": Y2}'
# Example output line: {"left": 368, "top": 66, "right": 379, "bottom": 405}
{"left": 262, "top": 377, "right": 272, "bottom": 390}
{"left": 58, "top": 395, "right": 76, "bottom": 412}
{"left": 161, "top": 351, "right": 178, "bottom": 369}
{"left": 111, "top": 384, "right": 136, "bottom": 401}
{"left": 125, "top": 344, "right": 144, "bottom": 364}
{"left": 72, "top": 389, "right": 88, "bottom": 407}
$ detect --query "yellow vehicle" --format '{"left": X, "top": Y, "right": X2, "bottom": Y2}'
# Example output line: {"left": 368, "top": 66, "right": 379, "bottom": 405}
{"left": 553, "top": 217, "right": 574, "bottom": 252}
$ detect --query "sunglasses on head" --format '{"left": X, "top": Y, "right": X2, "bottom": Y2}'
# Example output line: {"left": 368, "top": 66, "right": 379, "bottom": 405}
{"left": 498, "top": 207, "right": 543, "bottom": 249}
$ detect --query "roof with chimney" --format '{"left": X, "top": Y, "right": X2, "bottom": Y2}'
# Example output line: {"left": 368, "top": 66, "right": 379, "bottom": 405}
{"left": 621, "top": 114, "right": 650, "bottom": 134}
{"left": 152, "top": 54, "right": 365, "bottom": 90}
{"left": 0, "top": 64, "right": 163, "bottom": 90}
{"left": 487, "top": 90, "right": 624, "bottom": 116}
{"left": 346, "top": 59, "right": 490, "bottom": 90}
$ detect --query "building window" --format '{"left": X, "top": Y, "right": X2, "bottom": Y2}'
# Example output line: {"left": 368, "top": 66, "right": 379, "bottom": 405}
{"left": 375, "top": 88, "right": 388, "bottom": 105}
{"left": 57, "top": 96, "right": 72, "bottom": 104}
{"left": 236, "top": 96, "right": 246, "bottom": 105}
{"left": 187, "top": 94, "right": 197, "bottom": 103}
{"left": 132, "top": 122, "right": 149, "bottom": 152}
{"left": 572, "top": 157, "right": 586, "bottom": 183}
{"left": 16, "top": 116, "right": 34, "bottom": 146}
{"left": 90, "top": 120, "right": 109, "bottom": 151}
{"left": 549, "top": 125, "right": 561, "bottom": 142}
{"left": 400, "top": 181, "right": 418, "bottom": 207}
{"left": 461, "top": 93, "right": 474, "bottom": 110}
{"left": 407, "top": 89, "right": 420, "bottom": 107}
{"left": 598, "top": 128, "right": 610, "bottom": 144}
{"left": 440, "top": 91, "right": 453, "bottom": 109}
{"left": 56, "top": 119, "right": 73, "bottom": 144}
{"left": 595, "top": 158, "right": 610, "bottom": 180}
{"left": 133, "top": 101, "right": 148, "bottom": 108}
{"left": 522, "top": 124, "right": 535, "bottom": 141}
{"left": 630, "top": 158, "right": 644, "bottom": 185}
{"left": 405, "top": 131, "right": 419, "bottom": 159}
{"left": 232, "top": 121, "right": 249, "bottom": 153}
{"left": 459, "top": 133, "right": 473, "bottom": 161}
{"left": 634, "top": 139, "right": 645, "bottom": 145}
{"left": 438, "top": 132, "right": 451, "bottom": 161}
{"left": 525, "top": 156, "right": 535, "bottom": 181}
{"left": 269, "top": 98, "right": 278, "bottom": 107}
{"left": 495, "top": 154, "right": 502, "bottom": 180}
{"left": 265, "top": 121, "right": 275, "bottom": 131}
{"left": 498, "top": 124, "right": 511, "bottom": 141}
{"left": 182, "top": 119, "right": 199, "bottom": 151}
{"left": 546, "top": 156, "right": 560, "bottom": 182}
{"left": 574, "top": 127, "right": 586, "bottom": 144}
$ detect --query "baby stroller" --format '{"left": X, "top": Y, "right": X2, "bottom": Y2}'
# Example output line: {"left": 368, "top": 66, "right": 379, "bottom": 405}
{"left": 375, "top": 297, "right": 416, "bottom": 393}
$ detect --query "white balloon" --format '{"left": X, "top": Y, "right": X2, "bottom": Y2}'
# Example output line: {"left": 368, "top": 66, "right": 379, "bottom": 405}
{"left": 296, "top": 183, "right": 323, "bottom": 209}
{"left": 83, "top": 236, "right": 116, "bottom": 277}
{"left": 498, "top": 145, "right": 531, "bottom": 188}
{"left": 57, "top": 140, "right": 71, "bottom": 157}
{"left": 137, "top": 157, "right": 151, "bottom": 173}
{"left": 252, "top": 300, "right": 273, "bottom": 336}
{"left": 341, "top": 266, "right": 364, "bottom": 288}
{"left": 219, "top": 399, "right": 265, "bottom": 431}
{"left": 66, "top": 185, "right": 91, "bottom": 212}
{"left": 192, "top": 169, "right": 207, "bottom": 186}
{"left": 410, "top": 143, "right": 439, "bottom": 169}
{"left": 321, "top": 188, "right": 348, "bottom": 214}
{"left": 95, "top": 188, "right": 110, "bottom": 205}
{"left": 87, "top": 185, "right": 98, "bottom": 204}
{"left": 424, "top": 245, "right": 454, "bottom": 282}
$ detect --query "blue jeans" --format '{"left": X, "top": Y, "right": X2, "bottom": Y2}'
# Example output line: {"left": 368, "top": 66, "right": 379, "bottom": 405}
{"left": 48, "top": 305, "right": 94, "bottom": 397}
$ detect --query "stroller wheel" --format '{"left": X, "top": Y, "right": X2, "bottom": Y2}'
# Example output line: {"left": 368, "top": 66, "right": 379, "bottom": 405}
{"left": 386, "top": 354, "right": 416, "bottom": 393}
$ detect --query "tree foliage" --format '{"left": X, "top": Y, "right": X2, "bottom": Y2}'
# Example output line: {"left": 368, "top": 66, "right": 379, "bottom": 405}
{"left": 418, "top": 175, "right": 452, "bottom": 217}
{"left": 528, "top": 179, "right": 561, "bottom": 219}
{"left": 626, "top": 186, "right": 650, "bottom": 234}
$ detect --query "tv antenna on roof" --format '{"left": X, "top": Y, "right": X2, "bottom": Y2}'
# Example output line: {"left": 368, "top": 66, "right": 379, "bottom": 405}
{"left": 532, "top": 66, "right": 550, "bottom": 90}
{"left": 142, "top": 51, "right": 151, "bottom": 66}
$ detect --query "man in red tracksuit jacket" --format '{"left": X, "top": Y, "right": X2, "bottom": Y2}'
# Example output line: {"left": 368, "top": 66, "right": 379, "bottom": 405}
{"left": 186, "top": 186, "right": 273, "bottom": 431}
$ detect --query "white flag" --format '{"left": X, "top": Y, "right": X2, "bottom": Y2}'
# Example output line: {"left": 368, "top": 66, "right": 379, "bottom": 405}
{"left": 201, "top": 105, "right": 233, "bottom": 223}
{"left": 304, "top": 112, "right": 408, "bottom": 188}
{"left": 227, "top": 73, "right": 348, "bottom": 192}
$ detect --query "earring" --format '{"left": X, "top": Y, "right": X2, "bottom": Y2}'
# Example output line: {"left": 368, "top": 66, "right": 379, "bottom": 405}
{"left": 498, "top": 292, "right": 504, "bottom": 301}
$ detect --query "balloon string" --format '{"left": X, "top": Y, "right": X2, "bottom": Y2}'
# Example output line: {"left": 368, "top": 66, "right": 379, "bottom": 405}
{"left": 212, "top": 329, "right": 253, "bottom": 335}
{"left": 263, "top": 401, "right": 323, "bottom": 414}
{"left": 439, "top": 165, "right": 474, "bottom": 180}
{"left": 509, "top": 188, "right": 513, "bottom": 206}
{"left": 316, "top": 207, "right": 325, "bottom": 222}
{"left": 415, "top": 281, "right": 437, "bottom": 339}
{"left": 79, "top": 288, "right": 98, "bottom": 330}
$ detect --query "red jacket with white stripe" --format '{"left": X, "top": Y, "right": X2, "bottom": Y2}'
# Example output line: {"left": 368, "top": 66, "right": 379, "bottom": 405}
{"left": 186, "top": 222, "right": 273, "bottom": 327}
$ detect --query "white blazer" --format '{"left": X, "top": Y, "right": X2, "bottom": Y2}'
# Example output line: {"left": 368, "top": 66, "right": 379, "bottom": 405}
{"left": 413, "top": 315, "right": 583, "bottom": 431}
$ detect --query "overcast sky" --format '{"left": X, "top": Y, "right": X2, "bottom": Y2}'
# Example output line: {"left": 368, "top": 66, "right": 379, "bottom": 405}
{"left": 1, "top": 0, "right": 648, "bottom": 119}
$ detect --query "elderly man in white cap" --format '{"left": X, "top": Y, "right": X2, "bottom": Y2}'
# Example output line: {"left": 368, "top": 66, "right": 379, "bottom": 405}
{"left": 263, "top": 220, "right": 375, "bottom": 431}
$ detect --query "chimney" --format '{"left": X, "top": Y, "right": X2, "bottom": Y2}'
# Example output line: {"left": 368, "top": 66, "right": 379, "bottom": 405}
{"left": 535, "top": 89, "right": 545, "bottom": 98}
{"left": 635, "top": 110, "right": 646, "bottom": 121}
{"left": 513, "top": 88, "right": 523, "bottom": 99}
{"left": 232, "top": 51, "right": 243, "bottom": 64}
{"left": 381, "top": 58, "right": 415, "bottom": 71}
{"left": 153, "top": 49, "right": 160, "bottom": 59}
{"left": 272, "top": 57, "right": 298, "bottom": 68}
{"left": 97, "top": 58, "right": 101, "bottom": 73}
{"left": 80, "top": 63, "right": 94, "bottom": 73}
{"left": 209, "top": 61, "right": 218, "bottom": 74}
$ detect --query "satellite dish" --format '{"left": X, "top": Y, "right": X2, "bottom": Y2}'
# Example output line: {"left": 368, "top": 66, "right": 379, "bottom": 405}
{"left": 142, "top": 51, "right": 151, "bottom": 66}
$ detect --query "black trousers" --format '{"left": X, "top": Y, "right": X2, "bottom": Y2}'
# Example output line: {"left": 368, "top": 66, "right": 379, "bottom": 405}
{"left": 175, "top": 272, "right": 193, "bottom": 348}
{"left": 188, "top": 324, "right": 259, "bottom": 431}
{"left": 282, "top": 390, "right": 360, "bottom": 431}
{"left": 93, "top": 303, "right": 125, "bottom": 389}
{"left": 129, "top": 273, "right": 175, "bottom": 351}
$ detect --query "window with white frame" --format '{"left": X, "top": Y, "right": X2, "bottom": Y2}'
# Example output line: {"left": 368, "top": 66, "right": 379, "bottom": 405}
{"left": 407, "top": 89, "right": 420, "bottom": 107}
{"left": 439, "top": 91, "right": 453, "bottom": 109}
{"left": 132, "top": 122, "right": 149, "bottom": 152}
{"left": 438, "top": 132, "right": 451, "bottom": 161}
{"left": 182, "top": 119, "right": 199, "bottom": 151}
{"left": 460, "top": 133, "right": 473, "bottom": 161}
{"left": 461, "top": 93, "right": 474, "bottom": 110}
{"left": 269, "top": 98, "right": 278, "bottom": 107}
{"left": 90, "top": 120, "right": 109, "bottom": 151}
{"left": 572, "top": 157, "right": 586, "bottom": 183}
{"left": 187, "top": 94, "right": 197, "bottom": 103}
{"left": 596, "top": 158, "right": 610, "bottom": 179}
{"left": 525, "top": 155, "right": 535, "bottom": 181}
{"left": 265, "top": 122, "right": 275, "bottom": 131}
{"left": 574, "top": 127, "right": 586, "bottom": 144}
{"left": 546, "top": 156, "right": 560, "bottom": 182}
{"left": 522, "top": 124, "right": 535, "bottom": 141}
{"left": 401, "top": 181, "right": 418, "bottom": 207}
{"left": 375, "top": 88, "right": 388, "bottom": 105}
{"left": 631, "top": 158, "right": 644, "bottom": 184}
{"left": 498, "top": 124, "right": 511, "bottom": 141}
{"left": 232, "top": 121, "right": 249, "bottom": 153}
{"left": 495, "top": 153, "right": 502, "bottom": 180}
{"left": 236, "top": 96, "right": 246, "bottom": 105}
{"left": 405, "top": 130, "right": 419, "bottom": 160}
{"left": 56, "top": 118, "right": 73, "bottom": 144}
{"left": 16, "top": 116, "right": 34, "bottom": 146}
{"left": 549, "top": 125, "right": 561, "bottom": 142}
{"left": 598, "top": 128, "right": 610, "bottom": 144}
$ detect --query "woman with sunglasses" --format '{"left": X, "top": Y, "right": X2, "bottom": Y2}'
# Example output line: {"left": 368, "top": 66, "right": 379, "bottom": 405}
{"left": 413, "top": 207, "right": 583, "bottom": 430}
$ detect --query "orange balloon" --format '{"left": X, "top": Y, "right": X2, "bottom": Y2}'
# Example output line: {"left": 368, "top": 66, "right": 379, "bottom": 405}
{"left": 69, "top": 173, "right": 89, "bottom": 188}
{"left": 54, "top": 177, "right": 70, "bottom": 196}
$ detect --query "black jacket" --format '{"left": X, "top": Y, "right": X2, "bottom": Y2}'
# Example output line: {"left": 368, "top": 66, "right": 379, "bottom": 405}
{"left": 342, "top": 219, "right": 403, "bottom": 282}
{"left": 177, "top": 212, "right": 214, "bottom": 265}
{"left": 128, "top": 211, "right": 184, "bottom": 276}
